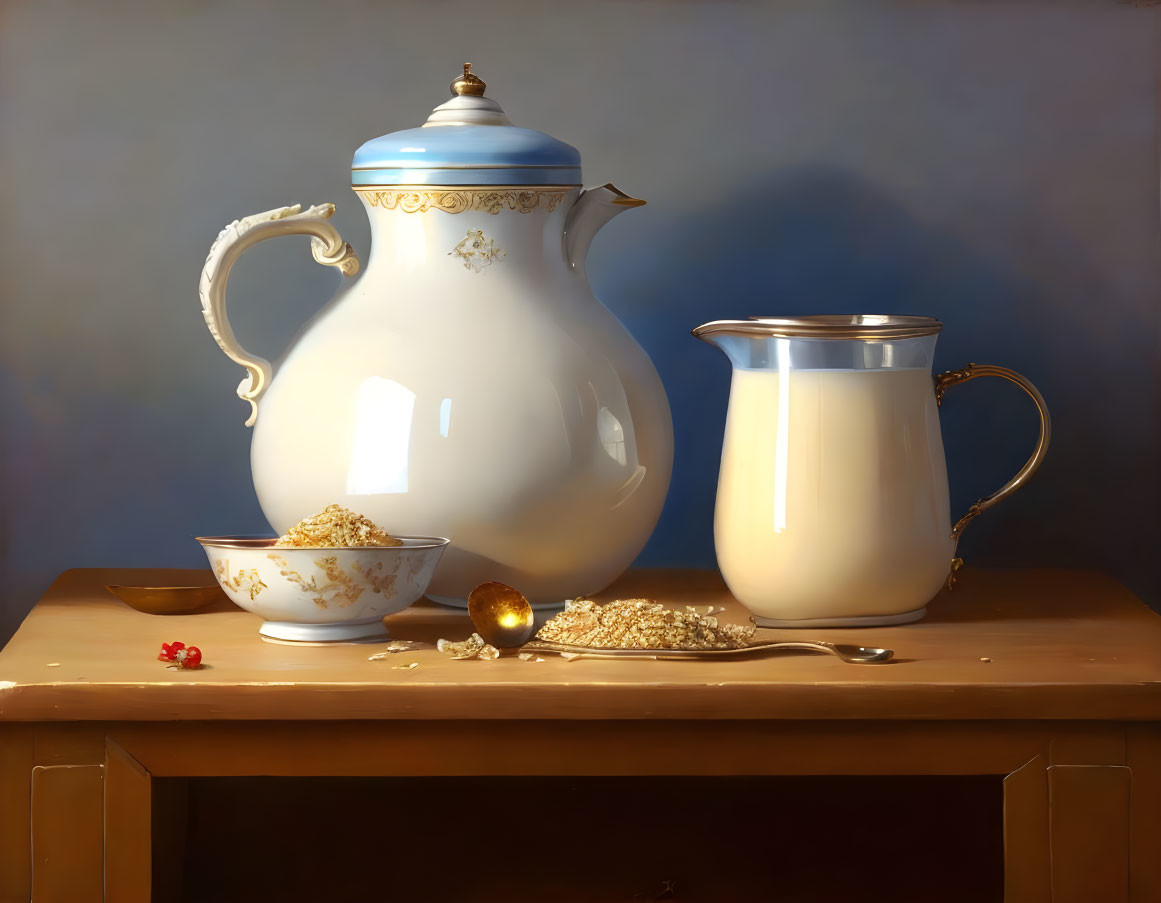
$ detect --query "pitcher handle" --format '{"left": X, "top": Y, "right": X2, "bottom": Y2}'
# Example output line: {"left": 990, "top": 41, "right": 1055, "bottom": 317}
{"left": 935, "top": 363, "right": 1051, "bottom": 586}
{"left": 198, "top": 203, "right": 359, "bottom": 426}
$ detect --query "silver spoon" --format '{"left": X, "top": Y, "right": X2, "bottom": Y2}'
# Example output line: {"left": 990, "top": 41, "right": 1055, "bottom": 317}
{"left": 466, "top": 583, "right": 892, "bottom": 664}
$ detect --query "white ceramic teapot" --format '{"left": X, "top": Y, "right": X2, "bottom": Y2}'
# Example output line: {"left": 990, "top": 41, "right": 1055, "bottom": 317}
{"left": 199, "top": 65, "right": 673, "bottom": 606}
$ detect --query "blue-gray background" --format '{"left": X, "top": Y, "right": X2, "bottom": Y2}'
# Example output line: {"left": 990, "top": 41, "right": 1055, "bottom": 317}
{"left": 2, "top": 0, "right": 1159, "bottom": 646}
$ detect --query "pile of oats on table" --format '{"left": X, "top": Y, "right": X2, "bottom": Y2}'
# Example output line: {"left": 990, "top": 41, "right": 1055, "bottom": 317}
{"left": 274, "top": 503, "right": 402, "bottom": 548}
{"left": 536, "top": 598, "right": 754, "bottom": 650}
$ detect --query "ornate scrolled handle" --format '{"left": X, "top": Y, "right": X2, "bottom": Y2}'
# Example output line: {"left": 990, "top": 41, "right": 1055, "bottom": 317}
{"left": 936, "top": 363, "right": 1051, "bottom": 586}
{"left": 198, "top": 203, "right": 359, "bottom": 426}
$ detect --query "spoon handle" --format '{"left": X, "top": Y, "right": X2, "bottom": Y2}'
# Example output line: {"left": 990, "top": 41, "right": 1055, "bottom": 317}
{"left": 522, "top": 639, "right": 892, "bottom": 663}
{"left": 747, "top": 641, "right": 893, "bottom": 663}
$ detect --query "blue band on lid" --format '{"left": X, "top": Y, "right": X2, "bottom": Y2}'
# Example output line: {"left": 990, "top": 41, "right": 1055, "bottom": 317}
{"left": 351, "top": 86, "right": 582, "bottom": 188}
{"left": 352, "top": 167, "right": 582, "bottom": 187}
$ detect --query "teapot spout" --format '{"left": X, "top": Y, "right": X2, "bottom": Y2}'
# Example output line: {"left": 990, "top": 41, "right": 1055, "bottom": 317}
{"left": 564, "top": 183, "right": 646, "bottom": 272}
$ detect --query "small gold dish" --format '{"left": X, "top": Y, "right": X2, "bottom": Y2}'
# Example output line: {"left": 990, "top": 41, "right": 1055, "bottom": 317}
{"left": 105, "top": 584, "right": 227, "bottom": 616}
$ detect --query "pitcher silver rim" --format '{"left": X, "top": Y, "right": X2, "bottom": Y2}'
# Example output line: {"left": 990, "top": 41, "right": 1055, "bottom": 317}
{"left": 692, "top": 314, "right": 942, "bottom": 341}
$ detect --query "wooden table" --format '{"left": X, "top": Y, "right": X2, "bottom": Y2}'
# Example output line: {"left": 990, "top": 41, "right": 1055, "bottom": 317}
{"left": 1, "top": 567, "right": 1159, "bottom": 902}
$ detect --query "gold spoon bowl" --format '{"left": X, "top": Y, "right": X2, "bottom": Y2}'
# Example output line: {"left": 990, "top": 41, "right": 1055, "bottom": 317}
{"left": 467, "top": 581, "right": 537, "bottom": 648}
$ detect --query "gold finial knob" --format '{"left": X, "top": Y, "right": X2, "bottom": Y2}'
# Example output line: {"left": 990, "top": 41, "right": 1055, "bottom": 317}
{"left": 451, "top": 62, "right": 486, "bottom": 97}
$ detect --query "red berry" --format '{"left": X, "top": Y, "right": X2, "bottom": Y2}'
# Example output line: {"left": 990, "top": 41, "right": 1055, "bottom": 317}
{"left": 158, "top": 641, "right": 199, "bottom": 666}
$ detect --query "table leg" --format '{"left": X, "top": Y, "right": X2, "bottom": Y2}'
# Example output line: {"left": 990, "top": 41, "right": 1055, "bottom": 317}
{"left": 0, "top": 725, "right": 34, "bottom": 903}
{"left": 2, "top": 724, "right": 108, "bottom": 903}
{"left": 3, "top": 725, "right": 186, "bottom": 903}
{"left": 1128, "top": 724, "right": 1161, "bottom": 902}
{"left": 1048, "top": 763, "right": 1131, "bottom": 901}
{"left": 105, "top": 738, "right": 153, "bottom": 903}
{"left": 1003, "top": 725, "right": 1156, "bottom": 903}
{"left": 1003, "top": 755, "right": 1050, "bottom": 902}
{"left": 30, "top": 764, "right": 104, "bottom": 903}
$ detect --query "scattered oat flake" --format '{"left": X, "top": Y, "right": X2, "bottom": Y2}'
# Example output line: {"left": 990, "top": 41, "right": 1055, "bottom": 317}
{"left": 517, "top": 652, "right": 545, "bottom": 662}
{"left": 980, "top": 657, "right": 992, "bottom": 663}
{"left": 368, "top": 641, "right": 416, "bottom": 661}
{"left": 274, "top": 504, "right": 402, "bottom": 548}
{"left": 46, "top": 663, "right": 61, "bottom": 667}
{"left": 392, "top": 662, "right": 419, "bottom": 670}
{"left": 437, "top": 634, "right": 500, "bottom": 661}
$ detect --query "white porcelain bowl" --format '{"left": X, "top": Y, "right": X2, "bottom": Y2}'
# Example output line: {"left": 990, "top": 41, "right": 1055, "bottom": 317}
{"left": 196, "top": 535, "right": 448, "bottom": 642}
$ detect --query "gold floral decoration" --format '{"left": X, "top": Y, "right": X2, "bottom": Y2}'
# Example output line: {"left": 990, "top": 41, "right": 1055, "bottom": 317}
{"left": 266, "top": 553, "right": 400, "bottom": 609}
{"left": 352, "top": 560, "right": 398, "bottom": 596}
{"left": 356, "top": 188, "right": 570, "bottom": 215}
{"left": 449, "top": 229, "right": 505, "bottom": 272}
{"left": 215, "top": 560, "right": 267, "bottom": 601}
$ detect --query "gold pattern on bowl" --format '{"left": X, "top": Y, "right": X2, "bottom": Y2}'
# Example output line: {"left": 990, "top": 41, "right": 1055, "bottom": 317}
{"left": 260, "top": 553, "right": 400, "bottom": 610}
{"left": 215, "top": 560, "right": 267, "bottom": 600}
{"left": 105, "top": 584, "right": 227, "bottom": 616}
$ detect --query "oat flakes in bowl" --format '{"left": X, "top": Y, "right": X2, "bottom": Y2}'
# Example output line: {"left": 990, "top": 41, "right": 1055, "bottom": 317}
{"left": 199, "top": 505, "right": 445, "bottom": 642}
{"left": 274, "top": 504, "right": 403, "bottom": 548}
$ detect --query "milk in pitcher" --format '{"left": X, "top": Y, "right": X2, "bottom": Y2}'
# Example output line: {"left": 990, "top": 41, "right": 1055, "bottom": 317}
{"left": 715, "top": 367, "right": 955, "bottom": 620}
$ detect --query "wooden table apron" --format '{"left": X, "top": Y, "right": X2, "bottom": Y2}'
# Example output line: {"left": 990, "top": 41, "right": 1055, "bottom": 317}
{"left": 2, "top": 567, "right": 1160, "bottom": 903}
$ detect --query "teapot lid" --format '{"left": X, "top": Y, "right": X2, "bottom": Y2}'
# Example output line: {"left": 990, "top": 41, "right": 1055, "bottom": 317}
{"left": 352, "top": 64, "right": 582, "bottom": 187}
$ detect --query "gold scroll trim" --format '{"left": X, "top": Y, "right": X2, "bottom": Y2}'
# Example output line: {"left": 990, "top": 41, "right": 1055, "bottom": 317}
{"left": 354, "top": 188, "right": 571, "bottom": 215}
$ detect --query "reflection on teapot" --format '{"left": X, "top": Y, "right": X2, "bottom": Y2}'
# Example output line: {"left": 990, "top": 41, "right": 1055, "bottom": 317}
{"left": 694, "top": 315, "right": 1050, "bottom": 626}
{"left": 199, "top": 65, "right": 673, "bottom": 606}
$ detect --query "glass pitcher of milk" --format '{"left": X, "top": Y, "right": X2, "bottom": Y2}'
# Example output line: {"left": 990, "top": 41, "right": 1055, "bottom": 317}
{"left": 692, "top": 315, "right": 1050, "bottom": 627}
